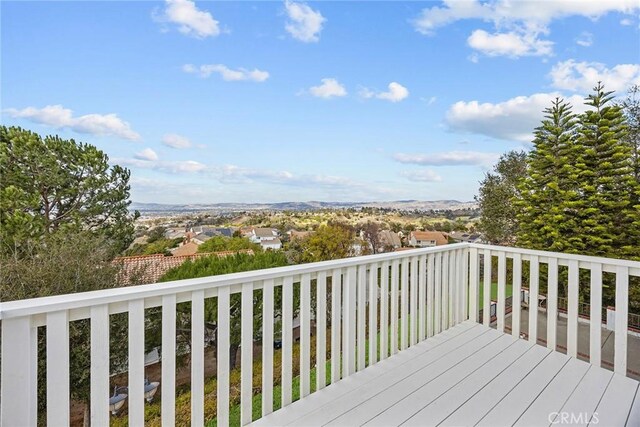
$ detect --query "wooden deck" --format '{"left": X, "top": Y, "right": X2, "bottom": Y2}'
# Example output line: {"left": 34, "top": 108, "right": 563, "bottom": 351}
{"left": 251, "top": 321, "right": 640, "bottom": 427}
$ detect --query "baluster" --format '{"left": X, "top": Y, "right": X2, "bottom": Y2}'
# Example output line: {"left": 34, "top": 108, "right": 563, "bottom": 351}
{"left": 567, "top": 260, "right": 579, "bottom": 358}
{"left": 91, "top": 305, "right": 110, "bottom": 426}
{"left": 262, "top": 280, "right": 275, "bottom": 415}
{"left": 47, "top": 310, "right": 70, "bottom": 426}
{"left": 410, "top": 256, "right": 418, "bottom": 346}
{"left": 589, "top": 263, "right": 603, "bottom": 367}
{"left": 614, "top": 266, "right": 629, "bottom": 375}
{"left": 380, "top": 262, "right": 389, "bottom": 360}
{"left": 300, "top": 274, "right": 311, "bottom": 397}
{"left": 400, "top": 258, "right": 409, "bottom": 350}
{"left": 434, "top": 252, "right": 442, "bottom": 334}
{"left": 217, "top": 287, "right": 231, "bottom": 426}
{"left": 483, "top": 249, "right": 492, "bottom": 326}
{"left": 343, "top": 266, "right": 357, "bottom": 376}
{"left": 368, "top": 263, "right": 378, "bottom": 365}
{"left": 468, "top": 247, "right": 479, "bottom": 323}
{"left": 241, "top": 283, "right": 254, "bottom": 425}
{"left": 427, "top": 254, "right": 435, "bottom": 337}
{"left": 357, "top": 265, "right": 366, "bottom": 371}
{"left": 419, "top": 254, "right": 427, "bottom": 341}
{"left": 282, "top": 277, "right": 294, "bottom": 405}
{"left": 512, "top": 254, "right": 522, "bottom": 338}
{"left": 442, "top": 251, "right": 450, "bottom": 330}
{"left": 547, "top": 258, "right": 558, "bottom": 351}
{"left": 390, "top": 260, "right": 399, "bottom": 354}
{"left": 497, "top": 251, "right": 506, "bottom": 332}
{"left": 316, "top": 271, "right": 327, "bottom": 390}
{"left": 191, "top": 290, "right": 205, "bottom": 426}
{"left": 161, "top": 294, "right": 176, "bottom": 427}
{"left": 529, "top": 255, "right": 540, "bottom": 344}
{"left": 129, "top": 299, "right": 145, "bottom": 426}
{"left": 331, "top": 269, "right": 342, "bottom": 383}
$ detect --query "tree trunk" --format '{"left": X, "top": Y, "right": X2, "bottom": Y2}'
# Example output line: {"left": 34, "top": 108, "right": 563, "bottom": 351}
{"left": 229, "top": 343, "right": 240, "bottom": 370}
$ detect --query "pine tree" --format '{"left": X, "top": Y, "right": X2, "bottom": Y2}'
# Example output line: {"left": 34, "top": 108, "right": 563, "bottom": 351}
{"left": 575, "top": 83, "right": 640, "bottom": 260}
{"left": 517, "top": 98, "right": 580, "bottom": 253}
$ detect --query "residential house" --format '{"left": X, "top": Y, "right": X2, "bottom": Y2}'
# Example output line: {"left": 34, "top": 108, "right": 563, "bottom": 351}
{"left": 408, "top": 230, "right": 449, "bottom": 247}
{"left": 170, "top": 241, "right": 199, "bottom": 256}
{"left": 378, "top": 230, "right": 402, "bottom": 252}
{"left": 449, "top": 231, "right": 485, "bottom": 244}
{"left": 245, "top": 227, "right": 282, "bottom": 250}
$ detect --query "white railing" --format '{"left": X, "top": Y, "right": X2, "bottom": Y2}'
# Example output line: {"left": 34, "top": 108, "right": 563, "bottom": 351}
{"left": 1, "top": 243, "right": 638, "bottom": 426}
{"left": 468, "top": 244, "right": 640, "bottom": 375}
{"left": 0, "top": 244, "right": 469, "bottom": 426}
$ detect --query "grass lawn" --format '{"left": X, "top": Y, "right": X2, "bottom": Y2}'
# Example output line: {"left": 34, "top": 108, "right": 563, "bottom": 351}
{"left": 207, "top": 360, "right": 333, "bottom": 427}
{"left": 477, "top": 282, "right": 513, "bottom": 304}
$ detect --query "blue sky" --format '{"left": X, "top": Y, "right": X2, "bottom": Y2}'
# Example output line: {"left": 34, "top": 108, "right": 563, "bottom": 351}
{"left": 2, "top": 1, "right": 639, "bottom": 204}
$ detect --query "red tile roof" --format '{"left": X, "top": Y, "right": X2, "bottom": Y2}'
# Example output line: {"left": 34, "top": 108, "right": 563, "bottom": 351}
{"left": 114, "top": 250, "right": 254, "bottom": 285}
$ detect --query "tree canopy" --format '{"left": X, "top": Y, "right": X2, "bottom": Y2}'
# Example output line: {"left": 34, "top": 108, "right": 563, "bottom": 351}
{"left": 475, "top": 150, "right": 527, "bottom": 245}
{"left": 0, "top": 126, "right": 137, "bottom": 255}
{"left": 197, "top": 235, "right": 262, "bottom": 253}
{"left": 517, "top": 83, "right": 640, "bottom": 260}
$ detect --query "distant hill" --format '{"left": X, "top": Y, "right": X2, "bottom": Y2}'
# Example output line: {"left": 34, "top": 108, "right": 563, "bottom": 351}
{"left": 130, "top": 200, "right": 477, "bottom": 214}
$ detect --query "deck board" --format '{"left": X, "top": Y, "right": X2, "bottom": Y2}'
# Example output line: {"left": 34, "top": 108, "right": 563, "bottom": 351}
{"left": 593, "top": 372, "right": 639, "bottom": 426}
{"left": 248, "top": 322, "right": 639, "bottom": 427}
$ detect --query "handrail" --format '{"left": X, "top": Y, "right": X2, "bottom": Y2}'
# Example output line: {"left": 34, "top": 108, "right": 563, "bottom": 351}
{"left": 469, "top": 243, "right": 640, "bottom": 274}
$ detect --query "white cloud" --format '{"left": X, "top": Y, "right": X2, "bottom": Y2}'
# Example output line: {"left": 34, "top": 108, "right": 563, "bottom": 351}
{"left": 360, "top": 82, "right": 409, "bottom": 103}
{"left": 162, "top": 133, "right": 193, "bottom": 149}
{"left": 414, "top": 0, "right": 638, "bottom": 34}
{"left": 155, "top": 0, "right": 220, "bottom": 38}
{"left": 467, "top": 29, "right": 553, "bottom": 57}
{"left": 182, "top": 64, "right": 269, "bottom": 82}
{"left": 620, "top": 18, "right": 633, "bottom": 25}
{"left": 445, "top": 92, "right": 587, "bottom": 142}
{"left": 413, "top": 0, "right": 638, "bottom": 58}
{"left": 117, "top": 157, "right": 207, "bottom": 174}
{"left": 550, "top": 60, "right": 640, "bottom": 92}
{"left": 135, "top": 148, "right": 159, "bottom": 161}
{"left": 3, "top": 104, "right": 141, "bottom": 141}
{"left": 284, "top": 0, "right": 325, "bottom": 42}
{"left": 394, "top": 151, "right": 500, "bottom": 167}
{"left": 400, "top": 170, "right": 443, "bottom": 182}
{"left": 308, "top": 78, "right": 347, "bottom": 98}
{"left": 218, "top": 164, "right": 360, "bottom": 188}
{"left": 575, "top": 31, "right": 593, "bottom": 47}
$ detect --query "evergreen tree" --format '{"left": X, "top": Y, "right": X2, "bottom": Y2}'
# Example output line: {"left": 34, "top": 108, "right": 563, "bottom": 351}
{"left": 517, "top": 98, "right": 581, "bottom": 253}
{"left": 575, "top": 83, "right": 640, "bottom": 259}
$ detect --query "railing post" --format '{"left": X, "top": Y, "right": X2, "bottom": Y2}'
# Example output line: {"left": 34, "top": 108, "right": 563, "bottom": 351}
{"left": 529, "top": 255, "right": 540, "bottom": 345}
{"left": 1, "top": 316, "right": 37, "bottom": 427}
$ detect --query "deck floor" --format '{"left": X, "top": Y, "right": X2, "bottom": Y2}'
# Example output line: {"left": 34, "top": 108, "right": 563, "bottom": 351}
{"left": 251, "top": 321, "right": 640, "bottom": 427}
